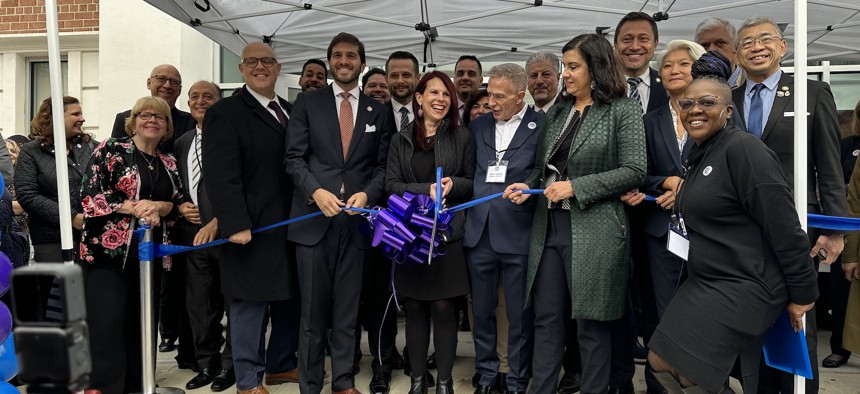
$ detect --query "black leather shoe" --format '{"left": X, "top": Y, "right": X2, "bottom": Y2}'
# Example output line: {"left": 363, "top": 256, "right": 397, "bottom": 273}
{"left": 426, "top": 371, "right": 436, "bottom": 387}
{"left": 409, "top": 373, "right": 428, "bottom": 394}
{"left": 472, "top": 373, "right": 480, "bottom": 388}
{"left": 185, "top": 369, "right": 213, "bottom": 390}
{"left": 822, "top": 353, "right": 849, "bottom": 368}
{"left": 210, "top": 368, "right": 235, "bottom": 392}
{"left": 474, "top": 385, "right": 495, "bottom": 394}
{"left": 369, "top": 372, "right": 391, "bottom": 394}
{"left": 436, "top": 377, "right": 453, "bottom": 394}
{"left": 159, "top": 338, "right": 177, "bottom": 352}
{"left": 557, "top": 372, "right": 580, "bottom": 394}
{"left": 391, "top": 351, "right": 406, "bottom": 370}
{"left": 494, "top": 372, "right": 507, "bottom": 392}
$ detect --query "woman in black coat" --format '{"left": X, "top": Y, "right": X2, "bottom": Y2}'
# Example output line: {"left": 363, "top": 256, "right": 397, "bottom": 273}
{"left": 17, "top": 96, "right": 97, "bottom": 262}
{"left": 646, "top": 67, "right": 818, "bottom": 392}
{"left": 384, "top": 70, "right": 476, "bottom": 394}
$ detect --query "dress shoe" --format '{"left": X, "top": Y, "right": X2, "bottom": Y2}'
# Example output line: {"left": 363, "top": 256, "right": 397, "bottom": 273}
{"left": 369, "top": 372, "right": 391, "bottom": 394}
{"left": 332, "top": 389, "right": 362, "bottom": 394}
{"left": 353, "top": 362, "right": 361, "bottom": 376}
{"left": 474, "top": 385, "right": 495, "bottom": 394}
{"left": 236, "top": 385, "right": 268, "bottom": 394}
{"left": 159, "top": 338, "right": 177, "bottom": 352}
{"left": 409, "top": 373, "right": 429, "bottom": 394}
{"left": 211, "top": 369, "right": 236, "bottom": 392}
{"left": 557, "top": 372, "right": 580, "bottom": 394}
{"left": 265, "top": 368, "right": 298, "bottom": 385}
{"left": 472, "top": 373, "right": 480, "bottom": 388}
{"left": 632, "top": 337, "right": 648, "bottom": 364}
{"left": 436, "top": 377, "right": 453, "bottom": 394}
{"left": 427, "top": 352, "right": 437, "bottom": 369}
{"left": 822, "top": 353, "right": 849, "bottom": 368}
{"left": 186, "top": 369, "right": 213, "bottom": 390}
{"left": 494, "top": 372, "right": 507, "bottom": 392}
{"left": 391, "top": 352, "right": 406, "bottom": 370}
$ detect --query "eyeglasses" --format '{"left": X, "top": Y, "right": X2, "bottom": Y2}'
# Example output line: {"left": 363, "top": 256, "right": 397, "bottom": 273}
{"left": 739, "top": 35, "right": 781, "bottom": 50}
{"left": 151, "top": 75, "right": 182, "bottom": 87}
{"left": 677, "top": 96, "right": 727, "bottom": 112}
{"left": 242, "top": 57, "right": 278, "bottom": 68}
{"left": 137, "top": 112, "right": 168, "bottom": 123}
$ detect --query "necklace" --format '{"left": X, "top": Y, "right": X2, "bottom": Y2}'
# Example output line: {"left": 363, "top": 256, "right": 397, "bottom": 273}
{"left": 137, "top": 148, "right": 157, "bottom": 170}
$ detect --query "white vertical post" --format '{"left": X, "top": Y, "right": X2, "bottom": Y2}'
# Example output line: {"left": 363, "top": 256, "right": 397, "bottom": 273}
{"left": 44, "top": 0, "right": 75, "bottom": 264}
{"left": 794, "top": 0, "right": 809, "bottom": 393}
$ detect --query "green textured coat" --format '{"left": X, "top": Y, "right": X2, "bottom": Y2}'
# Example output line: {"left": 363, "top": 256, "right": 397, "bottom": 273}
{"left": 524, "top": 98, "right": 646, "bottom": 321}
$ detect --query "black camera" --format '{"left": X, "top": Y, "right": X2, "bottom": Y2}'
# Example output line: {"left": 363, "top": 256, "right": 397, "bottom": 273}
{"left": 10, "top": 264, "right": 90, "bottom": 392}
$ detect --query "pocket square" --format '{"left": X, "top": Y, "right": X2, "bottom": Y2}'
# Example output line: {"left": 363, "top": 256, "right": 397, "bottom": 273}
{"left": 365, "top": 124, "right": 376, "bottom": 133}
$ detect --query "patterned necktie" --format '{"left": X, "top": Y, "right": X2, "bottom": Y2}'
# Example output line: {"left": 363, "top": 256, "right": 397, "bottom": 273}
{"left": 268, "top": 100, "right": 289, "bottom": 129}
{"left": 399, "top": 106, "right": 410, "bottom": 131}
{"left": 748, "top": 83, "right": 765, "bottom": 138}
{"left": 191, "top": 132, "right": 202, "bottom": 194}
{"left": 339, "top": 92, "right": 354, "bottom": 158}
{"left": 627, "top": 77, "right": 643, "bottom": 113}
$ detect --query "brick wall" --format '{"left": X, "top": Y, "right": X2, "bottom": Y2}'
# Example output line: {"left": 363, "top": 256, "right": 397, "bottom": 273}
{"left": 0, "top": 0, "right": 98, "bottom": 34}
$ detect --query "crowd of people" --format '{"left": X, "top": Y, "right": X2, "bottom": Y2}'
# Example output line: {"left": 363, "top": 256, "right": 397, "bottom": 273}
{"left": 4, "top": 10, "right": 860, "bottom": 394}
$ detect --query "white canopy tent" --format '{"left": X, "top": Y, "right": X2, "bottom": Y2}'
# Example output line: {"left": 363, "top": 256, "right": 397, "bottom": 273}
{"left": 140, "top": 0, "right": 860, "bottom": 71}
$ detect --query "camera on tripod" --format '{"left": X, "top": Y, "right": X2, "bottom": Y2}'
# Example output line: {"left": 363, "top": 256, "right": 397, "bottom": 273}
{"left": 10, "top": 264, "right": 91, "bottom": 392}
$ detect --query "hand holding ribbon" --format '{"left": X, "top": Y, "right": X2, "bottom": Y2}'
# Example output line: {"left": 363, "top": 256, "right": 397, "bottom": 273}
{"left": 504, "top": 183, "right": 531, "bottom": 205}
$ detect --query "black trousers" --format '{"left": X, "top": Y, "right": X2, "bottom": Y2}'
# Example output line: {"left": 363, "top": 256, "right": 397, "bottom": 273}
{"left": 466, "top": 227, "right": 533, "bottom": 392}
{"left": 358, "top": 247, "right": 398, "bottom": 374}
{"left": 531, "top": 210, "right": 613, "bottom": 394}
{"left": 296, "top": 215, "right": 364, "bottom": 393}
{"left": 181, "top": 225, "right": 232, "bottom": 371}
{"left": 828, "top": 256, "right": 852, "bottom": 357}
{"left": 86, "top": 262, "right": 159, "bottom": 394}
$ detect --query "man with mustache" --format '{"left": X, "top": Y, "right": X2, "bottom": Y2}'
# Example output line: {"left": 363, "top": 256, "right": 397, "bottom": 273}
{"left": 612, "top": 11, "right": 669, "bottom": 394}
{"left": 526, "top": 52, "right": 561, "bottom": 113}
{"left": 454, "top": 55, "right": 483, "bottom": 119}
{"left": 694, "top": 17, "right": 745, "bottom": 90}
{"left": 362, "top": 68, "right": 390, "bottom": 105}
{"left": 299, "top": 59, "right": 328, "bottom": 93}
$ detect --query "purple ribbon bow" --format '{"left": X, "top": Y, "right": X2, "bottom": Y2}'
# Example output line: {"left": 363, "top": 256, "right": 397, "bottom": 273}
{"left": 368, "top": 192, "right": 453, "bottom": 265}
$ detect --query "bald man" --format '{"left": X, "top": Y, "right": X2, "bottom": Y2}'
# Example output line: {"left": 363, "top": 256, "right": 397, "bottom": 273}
{"left": 110, "top": 64, "right": 197, "bottom": 153}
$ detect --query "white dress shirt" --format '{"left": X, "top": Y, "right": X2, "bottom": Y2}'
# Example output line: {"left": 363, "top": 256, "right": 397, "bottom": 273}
{"left": 494, "top": 104, "right": 528, "bottom": 160}
{"left": 333, "top": 83, "right": 360, "bottom": 126}
{"left": 392, "top": 100, "right": 414, "bottom": 132}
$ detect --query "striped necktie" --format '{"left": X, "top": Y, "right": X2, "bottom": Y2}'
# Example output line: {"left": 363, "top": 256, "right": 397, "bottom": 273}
{"left": 628, "top": 77, "right": 643, "bottom": 113}
{"left": 399, "top": 107, "right": 410, "bottom": 131}
{"left": 191, "top": 132, "right": 202, "bottom": 196}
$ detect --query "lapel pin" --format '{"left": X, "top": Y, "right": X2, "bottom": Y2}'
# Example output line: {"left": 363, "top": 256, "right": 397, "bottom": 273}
{"left": 777, "top": 91, "right": 785, "bottom": 97}
{"left": 528, "top": 121, "right": 537, "bottom": 129}
{"left": 781, "top": 86, "right": 789, "bottom": 91}
{"left": 367, "top": 106, "right": 372, "bottom": 112}
{"left": 853, "top": 149, "right": 859, "bottom": 157}
{"left": 655, "top": 77, "right": 661, "bottom": 83}
{"left": 784, "top": 91, "right": 790, "bottom": 97}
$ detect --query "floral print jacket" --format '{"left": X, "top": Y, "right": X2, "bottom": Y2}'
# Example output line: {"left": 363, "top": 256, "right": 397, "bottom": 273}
{"left": 79, "top": 137, "right": 182, "bottom": 272}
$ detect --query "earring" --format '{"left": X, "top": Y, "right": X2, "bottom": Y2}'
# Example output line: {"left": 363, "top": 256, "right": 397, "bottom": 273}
{"left": 417, "top": 109, "right": 424, "bottom": 118}
{"left": 590, "top": 81, "right": 597, "bottom": 90}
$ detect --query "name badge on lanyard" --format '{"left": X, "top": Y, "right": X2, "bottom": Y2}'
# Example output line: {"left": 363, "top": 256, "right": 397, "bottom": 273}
{"left": 486, "top": 159, "right": 509, "bottom": 183}
{"left": 667, "top": 213, "right": 689, "bottom": 260}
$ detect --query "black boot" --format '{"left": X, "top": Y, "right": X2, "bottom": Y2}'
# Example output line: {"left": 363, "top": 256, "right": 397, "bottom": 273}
{"left": 436, "top": 377, "right": 454, "bottom": 394}
{"left": 409, "top": 373, "right": 429, "bottom": 394}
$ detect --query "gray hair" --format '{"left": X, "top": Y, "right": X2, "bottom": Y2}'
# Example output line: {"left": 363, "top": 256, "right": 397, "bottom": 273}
{"left": 738, "top": 16, "right": 782, "bottom": 38}
{"left": 488, "top": 63, "right": 527, "bottom": 92}
{"left": 655, "top": 40, "right": 707, "bottom": 68}
{"left": 695, "top": 17, "right": 737, "bottom": 46}
{"left": 525, "top": 52, "right": 560, "bottom": 75}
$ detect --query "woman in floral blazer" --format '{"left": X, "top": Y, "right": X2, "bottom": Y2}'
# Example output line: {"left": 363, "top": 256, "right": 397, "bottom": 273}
{"left": 80, "top": 96, "right": 183, "bottom": 394}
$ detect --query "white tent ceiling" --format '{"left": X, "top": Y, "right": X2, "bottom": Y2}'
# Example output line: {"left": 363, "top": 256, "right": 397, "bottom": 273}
{"left": 145, "top": 0, "right": 860, "bottom": 72}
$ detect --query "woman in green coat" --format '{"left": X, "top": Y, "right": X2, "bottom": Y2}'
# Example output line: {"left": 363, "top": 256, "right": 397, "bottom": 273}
{"left": 505, "top": 33, "right": 646, "bottom": 393}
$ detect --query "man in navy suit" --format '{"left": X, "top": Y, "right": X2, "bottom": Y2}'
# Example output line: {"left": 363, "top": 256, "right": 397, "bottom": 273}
{"left": 612, "top": 11, "right": 669, "bottom": 394}
{"left": 285, "top": 32, "right": 396, "bottom": 394}
{"left": 465, "top": 63, "right": 542, "bottom": 394}
{"left": 203, "top": 42, "right": 300, "bottom": 394}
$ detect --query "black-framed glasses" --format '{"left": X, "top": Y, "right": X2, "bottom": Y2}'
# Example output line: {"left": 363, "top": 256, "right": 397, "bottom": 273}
{"left": 242, "top": 57, "right": 278, "bottom": 68}
{"left": 677, "top": 96, "right": 727, "bottom": 112}
{"left": 151, "top": 75, "right": 182, "bottom": 87}
{"left": 137, "top": 112, "right": 168, "bottom": 123}
{"left": 739, "top": 34, "right": 781, "bottom": 50}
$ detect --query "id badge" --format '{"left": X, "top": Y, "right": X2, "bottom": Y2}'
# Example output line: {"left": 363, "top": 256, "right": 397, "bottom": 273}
{"left": 486, "top": 160, "right": 509, "bottom": 183}
{"left": 666, "top": 215, "right": 689, "bottom": 261}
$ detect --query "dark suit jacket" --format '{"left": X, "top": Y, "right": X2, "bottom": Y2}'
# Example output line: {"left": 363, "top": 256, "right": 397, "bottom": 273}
{"left": 111, "top": 106, "right": 197, "bottom": 154}
{"left": 174, "top": 129, "right": 214, "bottom": 226}
{"left": 284, "top": 84, "right": 396, "bottom": 248}
{"left": 201, "top": 86, "right": 296, "bottom": 301}
{"left": 646, "top": 68, "right": 668, "bottom": 114}
{"left": 732, "top": 73, "right": 848, "bottom": 233}
{"left": 463, "top": 108, "right": 543, "bottom": 255}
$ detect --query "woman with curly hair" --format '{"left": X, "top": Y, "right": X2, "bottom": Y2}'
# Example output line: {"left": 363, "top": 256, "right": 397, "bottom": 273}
{"left": 80, "top": 96, "right": 183, "bottom": 394}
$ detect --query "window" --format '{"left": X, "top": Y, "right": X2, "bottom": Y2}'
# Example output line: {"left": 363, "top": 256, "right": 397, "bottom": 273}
{"left": 30, "top": 61, "right": 68, "bottom": 121}
{"left": 829, "top": 73, "right": 860, "bottom": 111}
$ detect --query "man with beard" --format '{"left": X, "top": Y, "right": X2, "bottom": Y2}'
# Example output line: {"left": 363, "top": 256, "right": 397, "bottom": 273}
{"left": 454, "top": 55, "right": 483, "bottom": 119}
{"left": 286, "top": 32, "right": 396, "bottom": 394}
{"left": 362, "top": 68, "right": 390, "bottom": 105}
{"left": 612, "top": 11, "right": 668, "bottom": 394}
{"left": 525, "top": 52, "right": 561, "bottom": 113}
{"left": 387, "top": 51, "right": 420, "bottom": 132}
{"left": 299, "top": 59, "right": 328, "bottom": 92}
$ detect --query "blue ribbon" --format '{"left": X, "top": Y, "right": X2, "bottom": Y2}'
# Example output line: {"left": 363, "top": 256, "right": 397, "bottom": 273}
{"left": 445, "top": 189, "right": 544, "bottom": 213}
